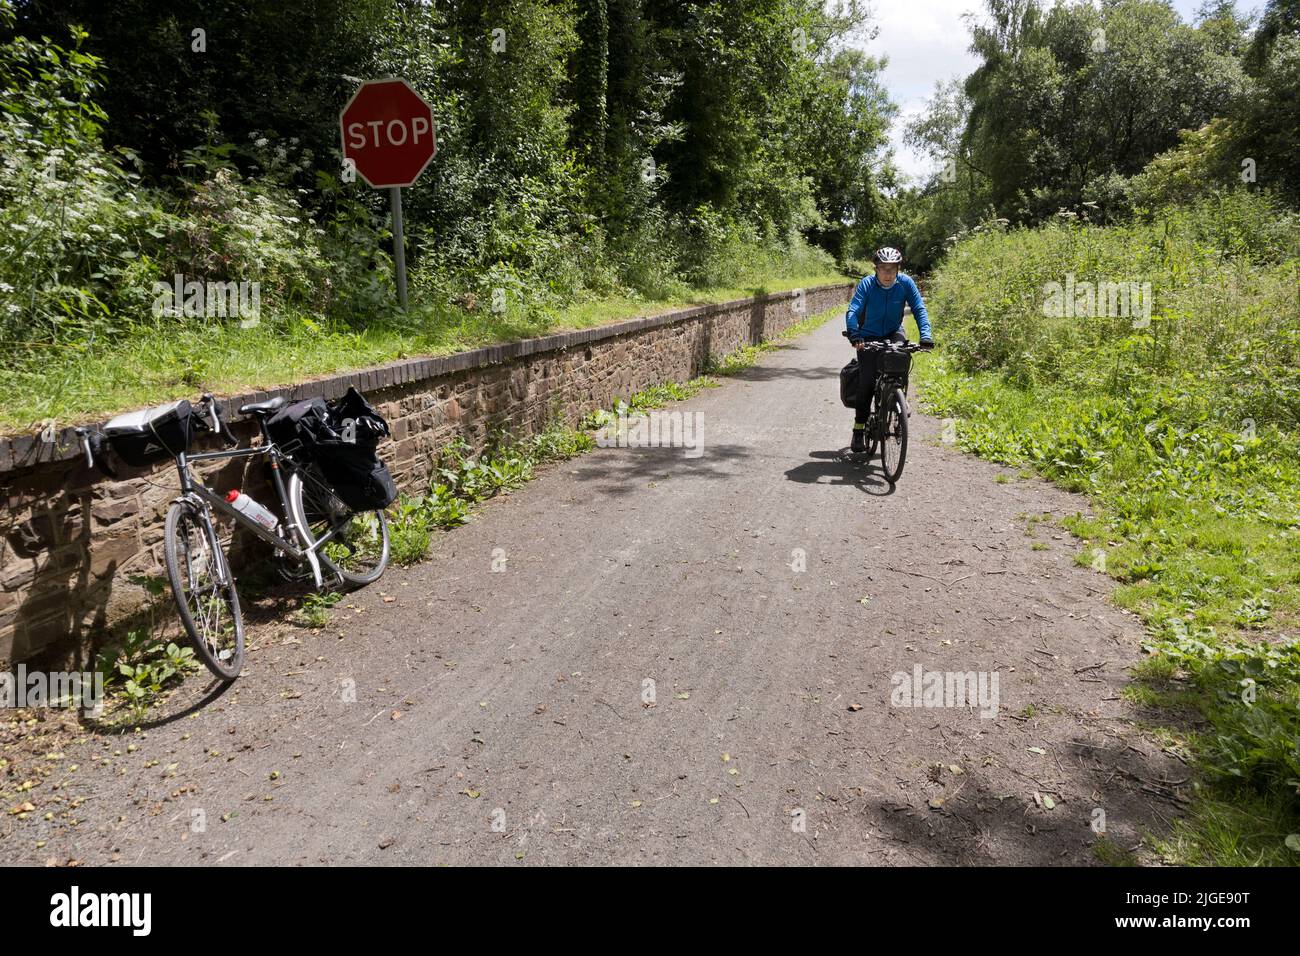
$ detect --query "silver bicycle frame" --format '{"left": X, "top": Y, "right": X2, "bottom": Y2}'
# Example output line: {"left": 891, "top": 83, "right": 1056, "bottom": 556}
{"left": 177, "top": 443, "right": 342, "bottom": 589}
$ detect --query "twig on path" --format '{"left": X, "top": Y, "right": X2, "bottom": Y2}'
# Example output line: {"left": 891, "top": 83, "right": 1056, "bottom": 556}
{"left": 593, "top": 698, "right": 629, "bottom": 721}
{"left": 885, "top": 566, "right": 983, "bottom": 588}
{"left": 885, "top": 566, "right": 946, "bottom": 585}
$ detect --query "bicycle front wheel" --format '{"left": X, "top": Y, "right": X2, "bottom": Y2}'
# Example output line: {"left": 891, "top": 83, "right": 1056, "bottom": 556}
{"left": 287, "top": 464, "right": 390, "bottom": 588}
{"left": 163, "top": 500, "right": 245, "bottom": 680}
{"left": 880, "top": 388, "right": 909, "bottom": 485}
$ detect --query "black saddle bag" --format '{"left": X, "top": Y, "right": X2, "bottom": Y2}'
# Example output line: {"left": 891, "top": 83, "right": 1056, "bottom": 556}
{"left": 266, "top": 397, "right": 332, "bottom": 461}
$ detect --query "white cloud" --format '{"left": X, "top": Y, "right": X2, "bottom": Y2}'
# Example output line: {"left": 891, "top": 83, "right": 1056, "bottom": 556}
{"left": 858, "top": 0, "right": 982, "bottom": 184}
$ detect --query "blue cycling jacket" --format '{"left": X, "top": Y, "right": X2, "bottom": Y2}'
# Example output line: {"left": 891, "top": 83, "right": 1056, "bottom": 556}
{"left": 844, "top": 273, "right": 932, "bottom": 342}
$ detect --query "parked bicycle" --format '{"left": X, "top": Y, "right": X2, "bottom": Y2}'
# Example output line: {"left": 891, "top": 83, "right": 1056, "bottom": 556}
{"left": 77, "top": 393, "right": 391, "bottom": 681}
{"left": 841, "top": 331, "right": 931, "bottom": 485}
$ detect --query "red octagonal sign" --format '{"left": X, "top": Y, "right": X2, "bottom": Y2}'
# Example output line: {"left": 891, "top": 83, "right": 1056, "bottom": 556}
{"left": 340, "top": 79, "right": 437, "bottom": 188}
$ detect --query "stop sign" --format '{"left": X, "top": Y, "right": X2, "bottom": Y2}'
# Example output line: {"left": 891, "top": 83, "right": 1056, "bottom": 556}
{"left": 340, "top": 79, "right": 437, "bottom": 188}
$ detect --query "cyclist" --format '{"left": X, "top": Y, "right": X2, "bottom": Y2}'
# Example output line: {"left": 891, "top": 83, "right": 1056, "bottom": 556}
{"left": 845, "top": 247, "right": 934, "bottom": 453}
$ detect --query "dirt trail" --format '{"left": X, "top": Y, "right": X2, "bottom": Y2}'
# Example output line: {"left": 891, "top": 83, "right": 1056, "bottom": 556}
{"left": 2, "top": 317, "right": 1186, "bottom": 865}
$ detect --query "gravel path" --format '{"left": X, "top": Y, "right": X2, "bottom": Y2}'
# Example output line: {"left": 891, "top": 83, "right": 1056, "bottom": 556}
{"left": 2, "top": 317, "right": 1186, "bottom": 865}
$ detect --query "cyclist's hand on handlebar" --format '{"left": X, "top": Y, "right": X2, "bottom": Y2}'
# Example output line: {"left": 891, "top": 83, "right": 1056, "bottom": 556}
{"left": 919, "top": 339, "right": 935, "bottom": 352}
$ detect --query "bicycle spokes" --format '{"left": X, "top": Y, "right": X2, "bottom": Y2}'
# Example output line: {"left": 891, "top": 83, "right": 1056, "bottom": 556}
{"left": 178, "top": 513, "right": 236, "bottom": 661}
{"left": 300, "top": 467, "right": 387, "bottom": 577}
{"left": 320, "top": 512, "right": 384, "bottom": 573}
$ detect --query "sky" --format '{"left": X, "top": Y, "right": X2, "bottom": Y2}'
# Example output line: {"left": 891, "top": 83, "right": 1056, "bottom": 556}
{"left": 859, "top": 0, "right": 1270, "bottom": 184}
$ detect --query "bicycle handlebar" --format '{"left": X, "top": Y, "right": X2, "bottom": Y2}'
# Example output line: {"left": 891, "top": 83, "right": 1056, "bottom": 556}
{"left": 73, "top": 426, "right": 95, "bottom": 470}
{"left": 73, "top": 392, "right": 236, "bottom": 478}
{"left": 842, "top": 331, "right": 932, "bottom": 353}
{"left": 200, "top": 393, "right": 239, "bottom": 447}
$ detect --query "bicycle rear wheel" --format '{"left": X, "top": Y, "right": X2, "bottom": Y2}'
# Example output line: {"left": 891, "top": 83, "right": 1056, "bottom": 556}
{"left": 287, "top": 464, "right": 390, "bottom": 587}
{"left": 880, "top": 388, "right": 909, "bottom": 484}
{"left": 163, "top": 500, "right": 244, "bottom": 680}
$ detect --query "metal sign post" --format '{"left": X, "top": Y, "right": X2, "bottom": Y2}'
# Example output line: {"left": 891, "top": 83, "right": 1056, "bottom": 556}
{"left": 390, "top": 186, "right": 407, "bottom": 309}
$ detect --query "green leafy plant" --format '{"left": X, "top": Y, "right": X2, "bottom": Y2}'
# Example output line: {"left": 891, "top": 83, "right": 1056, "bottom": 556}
{"left": 297, "top": 590, "right": 342, "bottom": 629}
{"left": 94, "top": 630, "right": 198, "bottom": 714}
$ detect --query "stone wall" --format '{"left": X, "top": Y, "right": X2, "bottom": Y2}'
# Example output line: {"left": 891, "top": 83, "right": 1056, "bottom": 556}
{"left": 0, "top": 283, "right": 852, "bottom": 666}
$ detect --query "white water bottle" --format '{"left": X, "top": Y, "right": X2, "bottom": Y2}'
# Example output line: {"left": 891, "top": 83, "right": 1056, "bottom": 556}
{"left": 225, "top": 490, "right": 279, "bottom": 533}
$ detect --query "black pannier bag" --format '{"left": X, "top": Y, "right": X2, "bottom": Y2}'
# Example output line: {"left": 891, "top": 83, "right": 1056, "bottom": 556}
{"left": 318, "top": 387, "right": 395, "bottom": 510}
{"left": 839, "top": 359, "right": 859, "bottom": 408}
{"left": 312, "top": 438, "right": 399, "bottom": 512}
{"left": 328, "top": 387, "right": 391, "bottom": 446}
{"left": 102, "top": 400, "right": 198, "bottom": 466}
{"left": 266, "top": 387, "right": 397, "bottom": 511}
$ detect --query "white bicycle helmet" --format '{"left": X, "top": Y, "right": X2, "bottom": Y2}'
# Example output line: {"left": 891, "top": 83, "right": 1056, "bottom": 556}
{"left": 873, "top": 246, "right": 904, "bottom": 265}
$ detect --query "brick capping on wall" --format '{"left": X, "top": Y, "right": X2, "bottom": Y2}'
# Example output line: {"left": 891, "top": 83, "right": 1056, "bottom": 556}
{"left": 0, "top": 283, "right": 854, "bottom": 665}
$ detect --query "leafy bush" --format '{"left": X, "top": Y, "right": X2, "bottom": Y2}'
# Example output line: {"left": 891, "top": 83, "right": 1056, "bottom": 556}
{"left": 0, "top": 15, "right": 168, "bottom": 350}
{"left": 672, "top": 206, "right": 837, "bottom": 291}
{"left": 0, "top": 11, "right": 387, "bottom": 361}
{"left": 163, "top": 165, "right": 332, "bottom": 314}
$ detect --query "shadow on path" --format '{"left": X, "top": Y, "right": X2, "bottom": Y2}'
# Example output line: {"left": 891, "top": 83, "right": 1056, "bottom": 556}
{"left": 569, "top": 442, "right": 756, "bottom": 497}
{"left": 784, "top": 450, "right": 895, "bottom": 496}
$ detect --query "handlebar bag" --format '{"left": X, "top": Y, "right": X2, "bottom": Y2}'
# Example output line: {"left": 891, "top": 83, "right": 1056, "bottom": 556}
{"left": 880, "top": 349, "right": 912, "bottom": 380}
{"left": 102, "top": 400, "right": 196, "bottom": 466}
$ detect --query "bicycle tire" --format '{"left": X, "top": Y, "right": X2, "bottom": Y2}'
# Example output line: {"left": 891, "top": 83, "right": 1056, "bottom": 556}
{"left": 287, "top": 465, "right": 390, "bottom": 588}
{"left": 880, "top": 388, "right": 909, "bottom": 484}
{"left": 163, "top": 500, "right": 245, "bottom": 680}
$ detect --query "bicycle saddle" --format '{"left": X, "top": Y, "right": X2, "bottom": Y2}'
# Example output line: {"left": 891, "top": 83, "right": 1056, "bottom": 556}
{"left": 239, "top": 396, "right": 288, "bottom": 416}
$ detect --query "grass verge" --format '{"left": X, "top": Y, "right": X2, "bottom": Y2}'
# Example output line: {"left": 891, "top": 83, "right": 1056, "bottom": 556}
{"left": 0, "top": 272, "right": 848, "bottom": 432}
